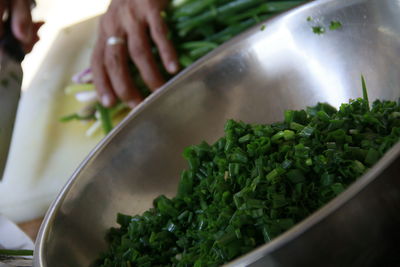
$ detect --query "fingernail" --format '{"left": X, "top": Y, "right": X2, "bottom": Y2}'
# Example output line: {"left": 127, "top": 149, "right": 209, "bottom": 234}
{"left": 101, "top": 94, "right": 112, "bottom": 107}
{"left": 167, "top": 62, "right": 179, "bottom": 74}
{"left": 127, "top": 100, "right": 139, "bottom": 109}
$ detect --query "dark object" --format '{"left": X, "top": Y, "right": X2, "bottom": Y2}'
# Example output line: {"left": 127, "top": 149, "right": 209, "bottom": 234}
{"left": 0, "top": 20, "right": 25, "bottom": 62}
{"left": 0, "top": 18, "right": 25, "bottom": 180}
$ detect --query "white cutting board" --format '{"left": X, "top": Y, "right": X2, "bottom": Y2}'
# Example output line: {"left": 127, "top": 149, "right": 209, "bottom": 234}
{"left": 0, "top": 16, "right": 103, "bottom": 223}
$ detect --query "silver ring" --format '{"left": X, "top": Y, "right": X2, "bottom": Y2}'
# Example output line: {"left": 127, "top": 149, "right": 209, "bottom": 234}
{"left": 106, "top": 36, "right": 125, "bottom": 46}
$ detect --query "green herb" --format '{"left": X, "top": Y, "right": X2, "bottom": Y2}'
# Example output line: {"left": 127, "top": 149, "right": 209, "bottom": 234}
{"left": 329, "top": 20, "right": 342, "bottom": 30}
{"left": 64, "top": 83, "right": 95, "bottom": 95}
{"left": 95, "top": 83, "right": 400, "bottom": 266}
{"left": 312, "top": 26, "right": 325, "bottom": 34}
{"left": 0, "top": 249, "right": 33, "bottom": 256}
{"left": 260, "top": 24, "right": 266, "bottom": 31}
{"left": 96, "top": 103, "right": 113, "bottom": 134}
{"left": 310, "top": 20, "right": 342, "bottom": 35}
{"left": 361, "top": 75, "right": 369, "bottom": 111}
{"left": 59, "top": 113, "right": 95, "bottom": 122}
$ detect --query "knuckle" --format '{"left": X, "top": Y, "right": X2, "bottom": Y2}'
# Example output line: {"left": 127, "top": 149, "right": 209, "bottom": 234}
{"left": 105, "top": 50, "right": 122, "bottom": 69}
{"left": 99, "top": 16, "right": 107, "bottom": 28}
{"left": 92, "top": 77, "right": 106, "bottom": 94}
{"left": 101, "top": 11, "right": 115, "bottom": 25}
{"left": 90, "top": 56, "right": 101, "bottom": 71}
{"left": 128, "top": 41, "right": 147, "bottom": 59}
{"left": 152, "top": 24, "right": 166, "bottom": 37}
{"left": 148, "top": 6, "right": 162, "bottom": 17}
{"left": 100, "top": 14, "right": 124, "bottom": 36}
{"left": 116, "top": 88, "right": 133, "bottom": 101}
{"left": 92, "top": 43, "right": 103, "bottom": 57}
{"left": 91, "top": 47, "right": 105, "bottom": 66}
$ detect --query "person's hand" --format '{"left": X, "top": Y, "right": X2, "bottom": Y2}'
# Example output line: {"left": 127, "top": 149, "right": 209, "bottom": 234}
{"left": 91, "top": 0, "right": 179, "bottom": 108}
{"left": 0, "top": 0, "right": 43, "bottom": 53}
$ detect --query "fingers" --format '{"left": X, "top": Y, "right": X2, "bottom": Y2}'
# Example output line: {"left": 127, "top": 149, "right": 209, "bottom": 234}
{"left": 105, "top": 38, "right": 143, "bottom": 107}
{"left": 147, "top": 11, "right": 179, "bottom": 75}
{"left": 91, "top": 38, "right": 118, "bottom": 108}
{"left": 126, "top": 23, "right": 165, "bottom": 91}
{"left": 11, "top": 0, "right": 34, "bottom": 45}
{"left": 91, "top": 0, "right": 179, "bottom": 108}
{"left": 92, "top": 16, "right": 144, "bottom": 108}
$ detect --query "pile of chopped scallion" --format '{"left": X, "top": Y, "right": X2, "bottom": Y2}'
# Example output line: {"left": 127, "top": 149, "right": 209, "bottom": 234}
{"left": 95, "top": 83, "right": 400, "bottom": 267}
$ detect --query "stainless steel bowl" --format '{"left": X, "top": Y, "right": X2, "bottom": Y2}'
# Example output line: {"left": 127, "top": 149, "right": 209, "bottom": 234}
{"left": 34, "top": 0, "right": 400, "bottom": 266}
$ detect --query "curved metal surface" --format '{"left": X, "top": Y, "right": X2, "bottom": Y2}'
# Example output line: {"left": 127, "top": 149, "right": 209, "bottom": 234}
{"left": 34, "top": 0, "right": 400, "bottom": 266}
